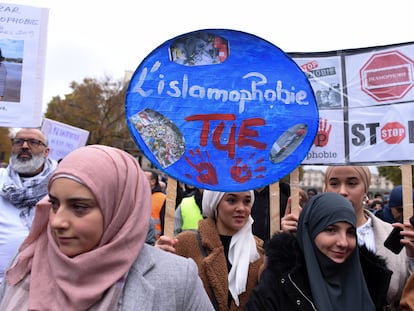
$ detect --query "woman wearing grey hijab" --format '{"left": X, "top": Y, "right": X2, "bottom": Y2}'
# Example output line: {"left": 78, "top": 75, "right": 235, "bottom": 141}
{"left": 246, "top": 192, "right": 382, "bottom": 310}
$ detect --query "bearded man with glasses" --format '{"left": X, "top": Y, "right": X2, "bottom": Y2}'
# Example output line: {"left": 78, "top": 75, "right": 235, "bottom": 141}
{"left": 0, "top": 128, "right": 57, "bottom": 285}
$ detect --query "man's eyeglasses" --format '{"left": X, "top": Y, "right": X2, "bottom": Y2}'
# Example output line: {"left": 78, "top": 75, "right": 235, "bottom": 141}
{"left": 11, "top": 138, "right": 47, "bottom": 147}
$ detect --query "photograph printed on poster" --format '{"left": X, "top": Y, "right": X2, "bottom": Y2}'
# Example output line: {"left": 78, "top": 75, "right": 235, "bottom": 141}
{"left": 292, "top": 56, "right": 343, "bottom": 109}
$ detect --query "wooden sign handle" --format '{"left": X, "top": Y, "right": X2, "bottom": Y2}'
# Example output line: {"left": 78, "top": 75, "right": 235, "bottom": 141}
{"left": 269, "top": 167, "right": 300, "bottom": 236}
{"left": 164, "top": 177, "right": 177, "bottom": 237}
{"left": 289, "top": 168, "right": 300, "bottom": 217}
{"left": 269, "top": 182, "right": 280, "bottom": 235}
{"left": 402, "top": 165, "right": 413, "bottom": 222}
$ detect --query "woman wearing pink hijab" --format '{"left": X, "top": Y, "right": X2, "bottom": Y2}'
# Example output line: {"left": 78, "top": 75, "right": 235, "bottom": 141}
{"left": 0, "top": 145, "right": 213, "bottom": 311}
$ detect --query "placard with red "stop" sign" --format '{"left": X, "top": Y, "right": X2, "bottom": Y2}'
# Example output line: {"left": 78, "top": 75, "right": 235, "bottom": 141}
{"left": 291, "top": 41, "right": 414, "bottom": 165}
{"left": 360, "top": 51, "right": 414, "bottom": 102}
{"left": 348, "top": 103, "right": 414, "bottom": 163}
{"left": 381, "top": 122, "right": 406, "bottom": 144}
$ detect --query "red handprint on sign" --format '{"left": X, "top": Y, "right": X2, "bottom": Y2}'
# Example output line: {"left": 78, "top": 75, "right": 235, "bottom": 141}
{"left": 230, "top": 153, "right": 266, "bottom": 183}
{"left": 314, "top": 118, "right": 332, "bottom": 147}
{"left": 185, "top": 148, "right": 218, "bottom": 185}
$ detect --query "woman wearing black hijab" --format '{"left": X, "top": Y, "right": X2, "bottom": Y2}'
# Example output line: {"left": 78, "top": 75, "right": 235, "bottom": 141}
{"left": 245, "top": 192, "right": 383, "bottom": 311}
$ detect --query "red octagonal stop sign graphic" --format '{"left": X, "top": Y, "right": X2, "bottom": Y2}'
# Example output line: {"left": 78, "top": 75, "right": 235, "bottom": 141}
{"left": 360, "top": 51, "right": 414, "bottom": 101}
{"left": 381, "top": 122, "right": 406, "bottom": 144}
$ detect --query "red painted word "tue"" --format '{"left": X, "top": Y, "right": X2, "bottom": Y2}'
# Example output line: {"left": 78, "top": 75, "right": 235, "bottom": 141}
{"left": 185, "top": 114, "right": 267, "bottom": 159}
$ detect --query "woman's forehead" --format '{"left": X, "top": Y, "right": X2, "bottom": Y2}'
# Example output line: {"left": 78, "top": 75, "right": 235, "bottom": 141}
{"left": 223, "top": 191, "right": 251, "bottom": 197}
{"left": 329, "top": 167, "right": 361, "bottom": 179}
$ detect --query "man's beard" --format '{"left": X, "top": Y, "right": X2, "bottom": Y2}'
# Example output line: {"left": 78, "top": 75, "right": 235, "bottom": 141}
{"left": 10, "top": 152, "right": 46, "bottom": 175}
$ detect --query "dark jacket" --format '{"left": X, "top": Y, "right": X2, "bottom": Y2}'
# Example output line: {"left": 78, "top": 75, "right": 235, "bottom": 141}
{"left": 374, "top": 205, "right": 396, "bottom": 224}
{"left": 251, "top": 183, "right": 290, "bottom": 242}
{"left": 245, "top": 233, "right": 392, "bottom": 311}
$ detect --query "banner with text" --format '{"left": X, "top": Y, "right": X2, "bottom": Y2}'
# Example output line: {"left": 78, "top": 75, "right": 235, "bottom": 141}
{"left": 289, "top": 42, "right": 414, "bottom": 165}
{"left": 126, "top": 29, "right": 319, "bottom": 191}
{"left": 41, "top": 118, "right": 89, "bottom": 161}
{"left": 0, "top": 3, "right": 49, "bottom": 127}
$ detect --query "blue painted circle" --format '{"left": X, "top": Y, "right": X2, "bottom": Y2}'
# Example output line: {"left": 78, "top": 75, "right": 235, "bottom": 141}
{"left": 126, "top": 29, "right": 318, "bottom": 191}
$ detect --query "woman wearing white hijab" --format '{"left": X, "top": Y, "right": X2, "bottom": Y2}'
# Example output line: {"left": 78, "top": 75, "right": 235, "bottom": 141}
{"left": 156, "top": 190, "right": 264, "bottom": 310}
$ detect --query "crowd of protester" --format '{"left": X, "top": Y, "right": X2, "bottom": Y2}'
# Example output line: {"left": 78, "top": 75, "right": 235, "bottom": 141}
{"left": 1, "top": 128, "right": 414, "bottom": 310}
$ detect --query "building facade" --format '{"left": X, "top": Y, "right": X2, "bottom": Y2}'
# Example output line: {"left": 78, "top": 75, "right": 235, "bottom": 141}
{"left": 300, "top": 168, "right": 394, "bottom": 197}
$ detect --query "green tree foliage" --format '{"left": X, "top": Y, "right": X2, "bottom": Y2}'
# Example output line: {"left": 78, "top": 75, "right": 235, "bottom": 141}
{"left": 44, "top": 77, "right": 138, "bottom": 153}
{"left": 279, "top": 166, "right": 304, "bottom": 183}
{"left": 377, "top": 165, "right": 414, "bottom": 186}
{"left": 0, "top": 127, "right": 11, "bottom": 163}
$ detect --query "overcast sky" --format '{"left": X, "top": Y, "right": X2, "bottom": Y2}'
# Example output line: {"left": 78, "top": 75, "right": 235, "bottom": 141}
{"left": 6, "top": 0, "right": 414, "bottom": 106}
{"left": 4, "top": 0, "right": 411, "bottom": 174}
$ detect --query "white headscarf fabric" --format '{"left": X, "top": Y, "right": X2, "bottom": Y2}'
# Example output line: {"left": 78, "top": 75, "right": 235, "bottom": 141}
{"left": 202, "top": 190, "right": 259, "bottom": 306}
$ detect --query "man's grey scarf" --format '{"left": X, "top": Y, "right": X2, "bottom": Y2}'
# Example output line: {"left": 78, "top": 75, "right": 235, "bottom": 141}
{"left": 0, "top": 158, "right": 57, "bottom": 210}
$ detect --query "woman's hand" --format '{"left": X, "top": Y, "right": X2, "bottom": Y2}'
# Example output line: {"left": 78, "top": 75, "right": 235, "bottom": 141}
{"left": 393, "top": 220, "right": 414, "bottom": 258}
{"left": 280, "top": 197, "right": 302, "bottom": 233}
{"left": 155, "top": 235, "right": 179, "bottom": 254}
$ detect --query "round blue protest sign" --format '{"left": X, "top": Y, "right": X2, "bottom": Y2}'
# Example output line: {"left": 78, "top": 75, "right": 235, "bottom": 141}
{"left": 126, "top": 29, "right": 318, "bottom": 191}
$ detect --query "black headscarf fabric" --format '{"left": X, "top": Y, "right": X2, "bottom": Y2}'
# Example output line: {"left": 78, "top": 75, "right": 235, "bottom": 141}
{"left": 297, "top": 192, "right": 375, "bottom": 311}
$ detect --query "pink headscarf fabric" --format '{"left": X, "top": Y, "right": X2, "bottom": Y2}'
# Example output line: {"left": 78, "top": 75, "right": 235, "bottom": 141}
{"left": 6, "top": 145, "right": 152, "bottom": 310}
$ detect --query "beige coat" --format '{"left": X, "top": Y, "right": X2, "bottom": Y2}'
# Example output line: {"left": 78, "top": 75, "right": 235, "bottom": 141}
{"left": 175, "top": 218, "right": 264, "bottom": 311}
{"left": 400, "top": 272, "right": 414, "bottom": 310}
{"left": 367, "top": 210, "right": 410, "bottom": 308}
